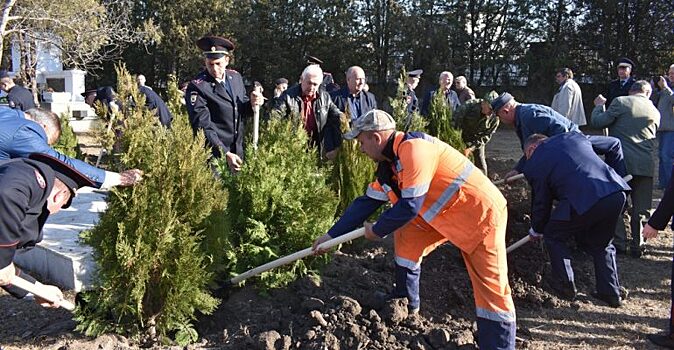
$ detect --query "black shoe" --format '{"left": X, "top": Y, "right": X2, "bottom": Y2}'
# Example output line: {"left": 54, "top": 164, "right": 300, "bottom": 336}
{"left": 592, "top": 292, "right": 622, "bottom": 308}
{"left": 549, "top": 280, "right": 577, "bottom": 301}
{"left": 649, "top": 333, "right": 674, "bottom": 349}
{"left": 631, "top": 247, "right": 643, "bottom": 259}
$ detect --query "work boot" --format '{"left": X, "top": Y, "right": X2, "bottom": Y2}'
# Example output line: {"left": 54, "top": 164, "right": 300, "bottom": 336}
{"left": 630, "top": 246, "right": 643, "bottom": 259}
{"left": 549, "top": 280, "right": 577, "bottom": 301}
{"left": 591, "top": 292, "right": 622, "bottom": 308}
{"left": 649, "top": 333, "right": 674, "bottom": 349}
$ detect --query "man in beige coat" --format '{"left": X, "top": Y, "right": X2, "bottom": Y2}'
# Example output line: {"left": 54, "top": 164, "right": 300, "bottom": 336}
{"left": 591, "top": 80, "right": 661, "bottom": 257}
{"left": 552, "top": 68, "right": 587, "bottom": 126}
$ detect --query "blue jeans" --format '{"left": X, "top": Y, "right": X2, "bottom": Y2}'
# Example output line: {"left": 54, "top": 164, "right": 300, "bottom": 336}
{"left": 658, "top": 131, "right": 674, "bottom": 189}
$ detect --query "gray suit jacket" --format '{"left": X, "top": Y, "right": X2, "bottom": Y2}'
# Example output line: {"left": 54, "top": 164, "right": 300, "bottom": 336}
{"left": 591, "top": 95, "right": 660, "bottom": 176}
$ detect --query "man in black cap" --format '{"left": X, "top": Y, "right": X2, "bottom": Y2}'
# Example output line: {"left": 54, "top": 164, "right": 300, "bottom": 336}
{"left": 0, "top": 70, "right": 37, "bottom": 111}
{"left": 606, "top": 58, "right": 636, "bottom": 106}
{"left": 82, "top": 86, "right": 121, "bottom": 116}
{"left": 405, "top": 69, "right": 423, "bottom": 114}
{"left": 185, "top": 35, "right": 263, "bottom": 172}
{"left": 185, "top": 36, "right": 264, "bottom": 172}
{"left": 0, "top": 153, "right": 95, "bottom": 307}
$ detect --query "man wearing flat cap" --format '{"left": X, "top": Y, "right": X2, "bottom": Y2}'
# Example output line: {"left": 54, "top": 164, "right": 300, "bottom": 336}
{"left": 606, "top": 58, "right": 636, "bottom": 106}
{"left": 312, "top": 109, "right": 516, "bottom": 349}
{"left": 0, "top": 70, "right": 36, "bottom": 111}
{"left": 185, "top": 35, "right": 263, "bottom": 172}
{"left": 0, "top": 153, "right": 95, "bottom": 307}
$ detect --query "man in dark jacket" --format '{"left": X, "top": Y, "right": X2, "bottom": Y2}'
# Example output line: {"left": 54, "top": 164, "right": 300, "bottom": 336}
{"left": 0, "top": 153, "right": 95, "bottom": 307}
{"left": 331, "top": 66, "right": 377, "bottom": 121}
{"left": 523, "top": 132, "right": 630, "bottom": 307}
{"left": 271, "top": 64, "right": 343, "bottom": 159}
{"left": 0, "top": 70, "right": 36, "bottom": 111}
{"left": 606, "top": 57, "right": 636, "bottom": 106}
{"left": 136, "top": 75, "right": 172, "bottom": 127}
{"left": 185, "top": 36, "right": 263, "bottom": 172}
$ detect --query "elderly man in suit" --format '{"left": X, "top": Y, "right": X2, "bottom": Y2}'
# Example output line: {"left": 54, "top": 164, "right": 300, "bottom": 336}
{"left": 331, "top": 66, "right": 377, "bottom": 121}
{"left": 551, "top": 68, "right": 587, "bottom": 126}
{"left": 591, "top": 80, "right": 660, "bottom": 257}
{"left": 522, "top": 132, "right": 630, "bottom": 307}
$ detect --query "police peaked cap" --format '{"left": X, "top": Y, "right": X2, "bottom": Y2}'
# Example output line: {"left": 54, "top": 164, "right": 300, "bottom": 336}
{"left": 305, "top": 55, "right": 323, "bottom": 65}
{"left": 29, "top": 153, "right": 96, "bottom": 208}
{"left": 81, "top": 88, "right": 98, "bottom": 98}
{"left": 275, "top": 78, "right": 288, "bottom": 85}
{"left": 617, "top": 57, "right": 635, "bottom": 70}
{"left": 197, "top": 36, "right": 235, "bottom": 59}
{"left": 408, "top": 69, "right": 423, "bottom": 78}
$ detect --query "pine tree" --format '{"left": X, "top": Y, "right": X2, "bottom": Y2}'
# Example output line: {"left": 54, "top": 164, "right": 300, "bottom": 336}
{"left": 389, "top": 69, "right": 427, "bottom": 133}
{"left": 218, "top": 117, "right": 338, "bottom": 289}
{"left": 75, "top": 66, "right": 227, "bottom": 345}
{"left": 52, "top": 112, "right": 81, "bottom": 158}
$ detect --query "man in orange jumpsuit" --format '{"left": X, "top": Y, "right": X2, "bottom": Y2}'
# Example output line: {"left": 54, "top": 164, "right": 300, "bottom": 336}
{"left": 312, "top": 109, "right": 516, "bottom": 349}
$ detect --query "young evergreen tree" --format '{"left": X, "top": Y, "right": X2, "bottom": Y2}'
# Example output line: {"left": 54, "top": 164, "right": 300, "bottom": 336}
{"left": 218, "top": 117, "right": 338, "bottom": 289}
{"left": 52, "top": 112, "right": 81, "bottom": 158}
{"left": 330, "top": 105, "right": 376, "bottom": 214}
{"left": 426, "top": 89, "right": 466, "bottom": 150}
{"left": 76, "top": 66, "right": 227, "bottom": 345}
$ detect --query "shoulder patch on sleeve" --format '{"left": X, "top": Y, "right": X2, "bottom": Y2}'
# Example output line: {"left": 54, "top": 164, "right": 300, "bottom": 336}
{"left": 8, "top": 100, "right": 15, "bottom": 108}
{"left": 34, "top": 169, "right": 45, "bottom": 189}
{"left": 190, "top": 91, "right": 198, "bottom": 106}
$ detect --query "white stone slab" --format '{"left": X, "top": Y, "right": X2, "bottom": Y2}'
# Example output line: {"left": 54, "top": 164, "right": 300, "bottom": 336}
{"left": 14, "top": 187, "right": 107, "bottom": 292}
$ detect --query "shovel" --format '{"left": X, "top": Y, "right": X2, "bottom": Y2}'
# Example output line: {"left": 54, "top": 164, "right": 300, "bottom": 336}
{"left": 11, "top": 275, "right": 75, "bottom": 311}
{"left": 492, "top": 173, "right": 525, "bottom": 186}
{"left": 228, "top": 227, "right": 366, "bottom": 286}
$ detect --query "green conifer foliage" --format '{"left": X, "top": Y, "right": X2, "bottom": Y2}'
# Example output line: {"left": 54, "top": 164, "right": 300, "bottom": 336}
{"left": 426, "top": 89, "right": 466, "bottom": 150}
{"left": 390, "top": 69, "right": 427, "bottom": 133}
{"left": 52, "top": 113, "right": 81, "bottom": 158}
{"left": 75, "top": 66, "right": 226, "bottom": 345}
{"left": 219, "top": 117, "right": 338, "bottom": 289}
{"left": 331, "top": 106, "right": 376, "bottom": 214}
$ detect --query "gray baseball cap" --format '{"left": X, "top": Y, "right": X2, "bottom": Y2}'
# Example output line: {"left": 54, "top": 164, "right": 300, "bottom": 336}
{"left": 344, "top": 109, "right": 396, "bottom": 140}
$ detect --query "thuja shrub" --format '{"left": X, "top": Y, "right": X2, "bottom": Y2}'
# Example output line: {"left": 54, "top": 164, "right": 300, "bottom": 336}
{"left": 331, "top": 108, "right": 375, "bottom": 214}
{"left": 76, "top": 66, "right": 227, "bottom": 345}
{"left": 219, "top": 117, "right": 338, "bottom": 288}
{"left": 53, "top": 113, "right": 81, "bottom": 158}
{"left": 426, "top": 88, "right": 466, "bottom": 150}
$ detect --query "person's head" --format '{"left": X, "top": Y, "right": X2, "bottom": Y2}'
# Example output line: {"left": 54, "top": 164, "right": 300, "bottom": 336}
{"left": 491, "top": 92, "right": 518, "bottom": 124}
{"left": 555, "top": 68, "right": 573, "bottom": 85}
{"left": 82, "top": 89, "right": 97, "bottom": 106}
{"left": 274, "top": 77, "right": 288, "bottom": 97}
{"left": 137, "top": 74, "right": 146, "bottom": 86}
{"left": 668, "top": 64, "right": 674, "bottom": 82}
{"left": 406, "top": 69, "right": 422, "bottom": 90}
{"left": 481, "top": 91, "right": 499, "bottom": 116}
{"left": 25, "top": 108, "right": 61, "bottom": 145}
{"left": 0, "top": 70, "right": 15, "bottom": 92}
{"left": 454, "top": 76, "right": 468, "bottom": 90}
{"left": 300, "top": 64, "right": 323, "bottom": 98}
{"left": 439, "top": 71, "right": 453, "bottom": 90}
{"left": 629, "top": 80, "right": 652, "bottom": 98}
{"left": 28, "top": 153, "right": 96, "bottom": 213}
{"left": 524, "top": 134, "right": 548, "bottom": 160}
{"left": 197, "top": 36, "right": 235, "bottom": 80}
{"left": 616, "top": 58, "right": 634, "bottom": 80}
{"left": 346, "top": 66, "right": 366, "bottom": 95}
{"left": 344, "top": 109, "right": 396, "bottom": 162}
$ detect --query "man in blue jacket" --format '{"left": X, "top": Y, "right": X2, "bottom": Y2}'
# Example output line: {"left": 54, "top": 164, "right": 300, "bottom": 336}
{"left": 522, "top": 132, "right": 630, "bottom": 307}
{"left": 330, "top": 66, "right": 377, "bottom": 121}
{"left": 491, "top": 92, "right": 580, "bottom": 178}
{"left": 0, "top": 107, "right": 142, "bottom": 188}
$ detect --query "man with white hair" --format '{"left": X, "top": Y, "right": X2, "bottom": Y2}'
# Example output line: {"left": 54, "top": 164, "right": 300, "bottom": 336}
{"left": 420, "top": 71, "right": 460, "bottom": 116}
{"left": 454, "top": 76, "right": 475, "bottom": 104}
{"left": 331, "top": 66, "right": 377, "bottom": 121}
{"left": 271, "top": 64, "right": 343, "bottom": 159}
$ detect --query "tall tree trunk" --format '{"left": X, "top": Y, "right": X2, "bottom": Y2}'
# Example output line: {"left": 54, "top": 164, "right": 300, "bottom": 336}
{"left": 0, "top": 0, "right": 17, "bottom": 65}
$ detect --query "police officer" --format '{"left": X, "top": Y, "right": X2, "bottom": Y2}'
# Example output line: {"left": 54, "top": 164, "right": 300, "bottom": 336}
{"left": 185, "top": 36, "right": 263, "bottom": 172}
{"left": 405, "top": 69, "right": 423, "bottom": 115}
{"left": 0, "top": 153, "right": 95, "bottom": 307}
{"left": 82, "top": 86, "right": 121, "bottom": 116}
{"left": 606, "top": 57, "right": 636, "bottom": 106}
{"left": 0, "top": 70, "right": 37, "bottom": 111}
{"left": 136, "top": 75, "right": 173, "bottom": 127}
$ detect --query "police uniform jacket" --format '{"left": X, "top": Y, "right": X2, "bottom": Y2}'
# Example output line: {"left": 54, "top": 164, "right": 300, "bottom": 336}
{"left": 523, "top": 132, "right": 630, "bottom": 233}
{"left": 330, "top": 86, "right": 377, "bottom": 121}
{"left": 139, "top": 86, "right": 173, "bottom": 127}
{"left": 0, "top": 107, "right": 106, "bottom": 186}
{"left": 185, "top": 69, "right": 251, "bottom": 158}
{"left": 0, "top": 158, "right": 57, "bottom": 269}
{"left": 606, "top": 77, "right": 635, "bottom": 106}
{"left": 7, "top": 85, "right": 36, "bottom": 111}
{"left": 270, "top": 84, "right": 342, "bottom": 153}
